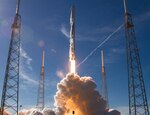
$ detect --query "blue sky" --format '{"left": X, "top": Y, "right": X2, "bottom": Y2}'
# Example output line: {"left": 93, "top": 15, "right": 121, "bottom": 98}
{"left": 0, "top": 0, "right": 150, "bottom": 114}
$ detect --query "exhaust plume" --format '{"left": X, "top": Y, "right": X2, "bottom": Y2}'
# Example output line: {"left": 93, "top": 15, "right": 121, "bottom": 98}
{"left": 54, "top": 73, "right": 106, "bottom": 115}
{"left": 70, "top": 60, "right": 76, "bottom": 74}
{"left": 18, "top": 74, "right": 108, "bottom": 115}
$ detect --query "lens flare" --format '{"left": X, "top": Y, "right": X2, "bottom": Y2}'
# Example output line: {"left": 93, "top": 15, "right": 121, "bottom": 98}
{"left": 70, "top": 60, "right": 76, "bottom": 74}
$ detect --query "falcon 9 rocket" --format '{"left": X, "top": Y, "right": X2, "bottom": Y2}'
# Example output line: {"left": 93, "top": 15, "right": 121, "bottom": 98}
{"left": 69, "top": 6, "right": 76, "bottom": 74}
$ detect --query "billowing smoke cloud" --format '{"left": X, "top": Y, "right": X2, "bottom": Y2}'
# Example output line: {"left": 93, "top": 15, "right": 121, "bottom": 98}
{"left": 0, "top": 109, "right": 11, "bottom": 115}
{"left": 55, "top": 73, "right": 106, "bottom": 115}
{"left": 18, "top": 74, "right": 107, "bottom": 115}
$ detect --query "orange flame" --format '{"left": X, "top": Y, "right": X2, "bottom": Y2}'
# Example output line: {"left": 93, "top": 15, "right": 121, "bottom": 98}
{"left": 65, "top": 99, "right": 83, "bottom": 115}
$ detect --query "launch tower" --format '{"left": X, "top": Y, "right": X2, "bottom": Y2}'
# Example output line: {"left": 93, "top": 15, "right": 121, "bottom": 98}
{"left": 0, "top": 0, "right": 21, "bottom": 115}
{"left": 36, "top": 51, "right": 45, "bottom": 110}
{"left": 123, "top": 0, "right": 149, "bottom": 115}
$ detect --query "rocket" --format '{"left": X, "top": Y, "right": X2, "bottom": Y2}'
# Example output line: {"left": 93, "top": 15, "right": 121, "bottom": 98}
{"left": 16, "top": 0, "right": 21, "bottom": 14}
{"left": 69, "top": 5, "right": 76, "bottom": 61}
{"left": 123, "top": 0, "right": 128, "bottom": 13}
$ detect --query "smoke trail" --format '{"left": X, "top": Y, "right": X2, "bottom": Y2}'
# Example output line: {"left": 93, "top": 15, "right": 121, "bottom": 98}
{"left": 77, "top": 24, "right": 124, "bottom": 68}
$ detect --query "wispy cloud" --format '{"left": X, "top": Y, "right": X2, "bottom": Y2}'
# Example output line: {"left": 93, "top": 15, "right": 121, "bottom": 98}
{"left": 105, "top": 47, "right": 125, "bottom": 64}
{"left": 20, "top": 70, "right": 38, "bottom": 85}
{"left": 56, "top": 70, "right": 65, "bottom": 79}
{"left": 20, "top": 46, "right": 38, "bottom": 85}
{"left": 136, "top": 11, "right": 150, "bottom": 23}
{"left": 20, "top": 47, "right": 32, "bottom": 70}
{"left": 60, "top": 23, "right": 121, "bottom": 42}
{"left": 95, "top": 26, "right": 114, "bottom": 35}
{"left": 111, "top": 48, "right": 125, "bottom": 54}
{"left": 51, "top": 49, "right": 57, "bottom": 53}
{"left": 60, "top": 24, "right": 98, "bottom": 42}
{"left": 60, "top": 24, "right": 70, "bottom": 39}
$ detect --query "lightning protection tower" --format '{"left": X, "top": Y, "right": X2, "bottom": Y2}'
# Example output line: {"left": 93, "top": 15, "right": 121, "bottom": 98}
{"left": 0, "top": 0, "right": 21, "bottom": 115}
{"left": 36, "top": 51, "right": 45, "bottom": 110}
{"left": 123, "top": 0, "right": 149, "bottom": 115}
{"left": 101, "top": 50, "right": 109, "bottom": 109}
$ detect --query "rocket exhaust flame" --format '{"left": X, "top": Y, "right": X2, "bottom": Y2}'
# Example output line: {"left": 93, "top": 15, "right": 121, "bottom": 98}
{"left": 70, "top": 60, "right": 76, "bottom": 74}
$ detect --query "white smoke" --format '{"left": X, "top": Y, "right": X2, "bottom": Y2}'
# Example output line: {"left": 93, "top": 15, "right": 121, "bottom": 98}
{"left": 0, "top": 108, "right": 12, "bottom": 115}
{"left": 54, "top": 73, "right": 106, "bottom": 115}
{"left": 18, "top": 108, "right": 55, "bottom": 115}
{"left": 18, "top": 73, "right": 107, "bottom": 115}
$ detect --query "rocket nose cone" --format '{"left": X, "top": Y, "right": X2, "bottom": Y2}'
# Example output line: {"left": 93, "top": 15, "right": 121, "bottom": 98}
{"left": 70, "top": 5, "right": 75, "bottom": 19}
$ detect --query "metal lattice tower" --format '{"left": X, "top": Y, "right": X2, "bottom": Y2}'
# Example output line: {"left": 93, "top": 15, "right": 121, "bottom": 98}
{"left": 0, "top": 0, "right": 21, "bottom": 115}
{"left": 123, "top": 0, "right": 149, "bottom": 115}
{"left": 101, "top": 50, "right": 109, "bottom": 109}
{"left": 36, "top": 51, "right": 45, "bottom": 110}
